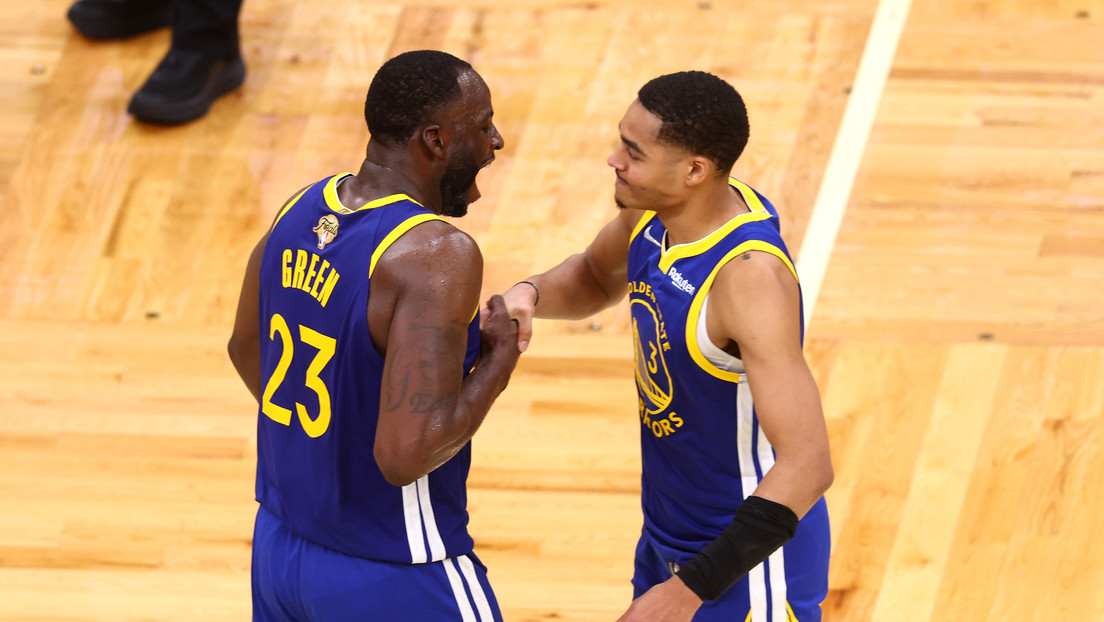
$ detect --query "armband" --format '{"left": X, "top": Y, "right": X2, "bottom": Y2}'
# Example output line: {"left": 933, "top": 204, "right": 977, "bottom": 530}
{"left": 675, "top": 496, "right": 799, "bottom": 601}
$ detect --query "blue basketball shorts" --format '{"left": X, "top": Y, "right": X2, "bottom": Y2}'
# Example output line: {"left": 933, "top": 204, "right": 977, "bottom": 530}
{"left": 632, "top": 498, "right": 830, "bottom": 622}
{"left": 252, "top": 506, "right": 503, "bottom": 622}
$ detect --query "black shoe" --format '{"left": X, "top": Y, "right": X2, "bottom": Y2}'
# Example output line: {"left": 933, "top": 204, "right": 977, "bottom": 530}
{"left": 127, "top": 49, "right": 246, "bottom": 125}
{"left": 67, "top": 0, "right": 171, "bottom": 40}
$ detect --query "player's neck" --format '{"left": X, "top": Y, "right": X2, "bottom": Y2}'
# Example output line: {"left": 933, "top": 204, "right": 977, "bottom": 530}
{"left": 342, "top": 143, "right": 438, "bottom": 210}
{"left": 661, "top": 180, "right": 748, "bottom": 247}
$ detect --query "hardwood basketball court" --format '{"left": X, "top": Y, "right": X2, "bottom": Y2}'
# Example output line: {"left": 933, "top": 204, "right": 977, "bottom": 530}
{"left": 2, "top": 0, "right": 1103, "bottom": 620}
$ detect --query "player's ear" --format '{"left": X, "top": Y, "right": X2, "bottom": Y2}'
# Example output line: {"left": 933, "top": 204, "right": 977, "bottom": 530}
{"left": 420, "top": 124, "right": 445, "bottom": 159}
{"left": 685, "top": 156, "right": 712, "bottom": 187}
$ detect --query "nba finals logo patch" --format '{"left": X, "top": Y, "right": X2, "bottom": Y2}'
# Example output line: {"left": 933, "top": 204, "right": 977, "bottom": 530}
{"left": 313, "top": 214, "right": 339, "bottom": 250}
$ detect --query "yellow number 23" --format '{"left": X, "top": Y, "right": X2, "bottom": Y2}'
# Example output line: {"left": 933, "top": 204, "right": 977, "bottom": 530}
{"left": 261, "top": 313, "right": 336, "bottom": 438}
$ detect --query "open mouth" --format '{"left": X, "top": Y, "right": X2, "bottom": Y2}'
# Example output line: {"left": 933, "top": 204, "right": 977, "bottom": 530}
{"left": 464, "top": 156, "right": 496, "bottom": 205}
{"left": 469, "top": 157, "right": 495, "bottom": 202}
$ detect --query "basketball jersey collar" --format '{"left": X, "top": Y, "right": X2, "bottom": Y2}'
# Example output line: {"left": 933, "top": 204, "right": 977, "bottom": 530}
{"left": 653, "top": 178, "right": 773, "bottom": 273}
{"left": 323, "top": 173, "right": 423, "bottom": 214}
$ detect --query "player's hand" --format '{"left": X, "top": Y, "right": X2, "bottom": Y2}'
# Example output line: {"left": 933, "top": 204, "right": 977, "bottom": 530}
{"left": 615, "top": 576, "right": 701, "bottom": 622}
{"left": 481, "top": 282, "right": 537, "bottom": 353}
{"left": 479, "top": 294, "right": 522, "bottom": 365}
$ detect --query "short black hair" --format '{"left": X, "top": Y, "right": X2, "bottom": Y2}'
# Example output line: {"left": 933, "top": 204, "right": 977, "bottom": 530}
{"left": 364, "top": 50, "right": 474, "bottom": 144}
{"left": 636, "top": 71, "right": 749, "bottom": 173}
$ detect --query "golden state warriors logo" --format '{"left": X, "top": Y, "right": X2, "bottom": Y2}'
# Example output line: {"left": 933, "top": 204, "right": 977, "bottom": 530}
{"left": 632, "top": 302, "right": 672, "bottom": 414}
{"left": 313, "top": 214, "right": 339, "bottom": 250}
{"left": 629, "top": 280, "right": 684, "bottom": 438}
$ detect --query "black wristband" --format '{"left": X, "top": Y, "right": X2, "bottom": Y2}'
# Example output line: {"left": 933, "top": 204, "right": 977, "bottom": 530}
{"left": 517, "top": 280, "right": 540, "bottom": 306}
{"left": 675, "top": 496, "right": 799, "bottom": 602}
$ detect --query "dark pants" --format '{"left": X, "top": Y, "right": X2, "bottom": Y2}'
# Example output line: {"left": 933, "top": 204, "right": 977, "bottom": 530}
{"left": 165, "top": 0, "right": 244, "bottom": 59}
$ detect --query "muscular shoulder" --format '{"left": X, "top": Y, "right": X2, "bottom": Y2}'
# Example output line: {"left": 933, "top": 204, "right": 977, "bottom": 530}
{"left": 710, "top": 249, "right": 801, "bottom": 346}
{"left": 379, "top": 220, "right": 483, "bottom": 279}
{"left": 716, "top": 249, "right": 795, "bottom": 292}
{"left": 367, "top": 219, "right": 483, "bottom": 351}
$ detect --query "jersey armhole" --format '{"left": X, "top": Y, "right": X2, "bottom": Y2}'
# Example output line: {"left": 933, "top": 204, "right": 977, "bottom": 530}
{"left": 685, "top": 240, "right": 797, "bottom": 382}
{"left": 367, "top": 214, "right": 447, "bottom": 278}
{"left": 271, "top": 182, "right": 317, "bottom": 228}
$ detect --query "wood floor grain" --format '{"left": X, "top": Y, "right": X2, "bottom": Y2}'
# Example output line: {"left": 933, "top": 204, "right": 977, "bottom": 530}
{"left": 3, "top": 0, "right": 1103, "bottom": 620}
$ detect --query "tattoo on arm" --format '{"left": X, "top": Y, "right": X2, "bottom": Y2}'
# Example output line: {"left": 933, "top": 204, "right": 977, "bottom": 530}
{"left": 741, "top": 252, "right": 752, "bottom": 260}
{"left": 407, "top": 392, "right": 455, "bottom": 414}
{"left": 382, "top": 368, "right": 409, "bottom": 411}
{"left": 383, "top": 318, "right": 468, "bottom": 415}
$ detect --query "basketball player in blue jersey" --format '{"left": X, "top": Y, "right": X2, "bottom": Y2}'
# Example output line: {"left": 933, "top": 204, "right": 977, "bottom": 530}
{"left": 498, "top": 72, "right": 833, "bottom": 621}
{"left": 228, "top": 50, "right": 519, "bottom": 621}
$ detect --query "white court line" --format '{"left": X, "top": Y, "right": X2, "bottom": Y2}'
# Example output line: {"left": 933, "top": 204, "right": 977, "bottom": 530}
{"left": 797, "top": 0, "right": 913, "bottom": 329}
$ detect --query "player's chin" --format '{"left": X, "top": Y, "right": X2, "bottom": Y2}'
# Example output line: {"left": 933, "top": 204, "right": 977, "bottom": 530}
{"left": 613, "top": 186, "right": 632, "bottom": 210}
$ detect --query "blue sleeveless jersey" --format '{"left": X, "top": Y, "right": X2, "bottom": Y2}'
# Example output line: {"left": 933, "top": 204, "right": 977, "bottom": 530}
{"left": 627, "top": 178, "right": 830, "bottom": 613}
{"left": 255, "top": 173, "right": 481, "bottom": 564}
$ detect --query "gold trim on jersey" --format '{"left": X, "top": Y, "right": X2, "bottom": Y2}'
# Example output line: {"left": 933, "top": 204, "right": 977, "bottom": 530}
{"left": 368, "top": 213, "right": 446, "bottom": 278}
{"left": 657, "top": 178, "right": 772, "bottom": 274}
{"left": 323, "top": 173, "right": 423, "bottom": 215}
{"left": 629, "top": 211, "right": 658, "bottom": 246}
{"left": 685, "top": 240, "right": 798, "bottom": 382}
{"left": 272, "top": 184, "right": 315, "bottom": 228}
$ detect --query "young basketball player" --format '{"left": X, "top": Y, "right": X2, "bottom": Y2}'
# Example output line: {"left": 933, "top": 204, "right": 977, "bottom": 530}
{"left": 500, "top": 71, "right": 833, "bottom": 622}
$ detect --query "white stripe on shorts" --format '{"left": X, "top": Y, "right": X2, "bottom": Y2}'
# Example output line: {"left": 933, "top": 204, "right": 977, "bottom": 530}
{"left": 458, "top": 555, "right": 495, "bottom": 622}
{"left": 444, "top": 557, "right": 478, "bottom": 622}
{"left": 767, "top": 546, "right": 790, "bottom": 622}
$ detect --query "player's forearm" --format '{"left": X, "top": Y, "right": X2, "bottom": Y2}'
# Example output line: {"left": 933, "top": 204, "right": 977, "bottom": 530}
{"left": 744, "top": 426, "right": 833, "bottom": 519}
{"left": 378, "top": 395, "right": 487, "bottom": 486}
{"left": 750, "top": 451, "right": 833, "bottom": 519}
{"left": 520, "top": 252, "right": 623, "bottom": 320}
{"left": 228, "top": 233, "right": 267, "bottom": 403}
{"left": 227, "top": 335, "right": 261, "bottom": 403}
{"left": 419, "top": 348, "right": 517, "bottom": 475}
{"left": 741, "top": 359, "right": 833, "bottom": 516}
{"left": 673, "top": 451, "right": 831, "bottom": 602}
{"left": 377, "top": 390, "right": 492, "bottom": 487}
{"left": 376, "top": 323, "right": 518, "bottom": 487}
{"left": 674, "top": 494, "right": 801, "bottom": 602}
